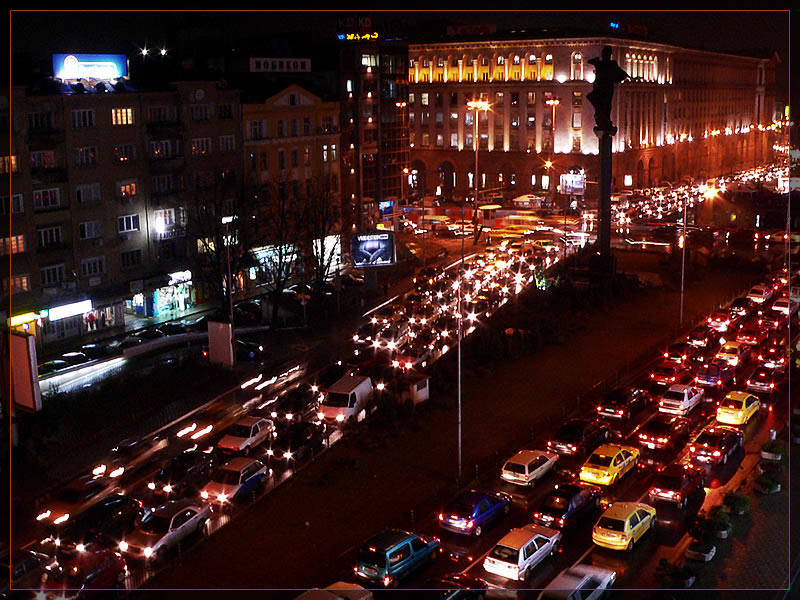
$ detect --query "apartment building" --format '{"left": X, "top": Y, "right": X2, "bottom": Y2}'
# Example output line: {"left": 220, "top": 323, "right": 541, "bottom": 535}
{"left": 3, "top": 64, "right": 241, "bottom": 346}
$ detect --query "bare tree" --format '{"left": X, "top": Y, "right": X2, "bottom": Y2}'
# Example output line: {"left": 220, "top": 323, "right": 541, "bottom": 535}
{"left": 184, "top": 172, "right": 257, "bottom": 319}
{"left": 303, "top": 177, "right": 343, "bottom": 304}
{"left": 252, "top": 180, "right": 305, "bottom": 327}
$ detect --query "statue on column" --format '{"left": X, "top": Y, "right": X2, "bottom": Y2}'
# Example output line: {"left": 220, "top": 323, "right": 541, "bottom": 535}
{"left": 587, "top": 45, "right": 629, "bottom": 131}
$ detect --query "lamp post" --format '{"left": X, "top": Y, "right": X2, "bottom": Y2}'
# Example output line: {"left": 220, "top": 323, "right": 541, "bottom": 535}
{"left": 679, "top": 196, "right": 688, "bottom": 327}
{"left": 467, "top": 99, "right": 491, "bottom": 207}
{"left": 395, "top": 101, "right": 407, "bottom": 236}
{"left": 545, "top": 97, "right": 560, "bottom": 208}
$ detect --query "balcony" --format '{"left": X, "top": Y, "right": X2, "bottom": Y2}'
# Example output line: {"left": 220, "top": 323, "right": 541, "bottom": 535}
{"left": 156, "top": 226, "right": 186, "bottom": 240}
{"left": 30, "top": 167, "right": 68, "bottom": 185}
{"left": 149, "top": 156, "right": 185, "bottom": 174}
{"left": 116, "top": 194, "right": 138, "bottom": 206}
{"left": 27, "top": 127, "right": 65, "bottom": 148}
{"left": 146, "top": 120, "right": 184, "bottom": 135}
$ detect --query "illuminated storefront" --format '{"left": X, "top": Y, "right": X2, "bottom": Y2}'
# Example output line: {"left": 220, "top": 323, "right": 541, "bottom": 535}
{"left": 126, "top": 270, "right": 197, "bottom": 317}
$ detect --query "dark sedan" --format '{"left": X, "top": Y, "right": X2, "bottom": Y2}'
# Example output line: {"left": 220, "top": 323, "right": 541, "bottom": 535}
{"left": 531, "top": 482, "right": 602, "bottom": 530}
{"left": 689, "top": 425, "right": 743, "bottom": 466}
{"left": 437, "top": 490, "right": 511, "bottom": 537}
{"left": 50, "top": 493, "right": 143, "bottom": 555}
{"left": 147, "top": 449, "right": 217, "bottom": 499}
{"left": 596, "top": 387, "right": 650, "bottom": 420}
{"left": 426, "top": 572, "right": 489, "bottom": 599}
{"left": 647, "top": 463, "right": 706, "bottom": 509}
{"left": 268, "top": 420, "right": 327, "bottom": 468}
{"left": 637, "top": 414, "right": 690, "bottom": 451}
{"left": 686, "top": 325, "right": 721, "bottom": 351}
{"left": 547, "top": 419, "right": 610, "bottom": 457}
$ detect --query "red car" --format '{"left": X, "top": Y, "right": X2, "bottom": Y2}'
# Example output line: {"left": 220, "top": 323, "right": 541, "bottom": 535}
{"left": 41, "top": 548, "right": 127, "bottom": 596}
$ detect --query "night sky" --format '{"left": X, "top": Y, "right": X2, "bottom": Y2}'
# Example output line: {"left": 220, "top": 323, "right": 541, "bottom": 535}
{"left": 9, "top": 9, "right": 792, "bottom": 103}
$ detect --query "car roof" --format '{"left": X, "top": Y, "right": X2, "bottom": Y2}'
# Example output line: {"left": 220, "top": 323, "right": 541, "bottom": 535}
{"left": 221, "top": 457, "right": 262, "bottom": 471}
{"left": 724, "top": 390, "right": 754, "bottom": 401}
{"left": 150, "top": 498, "right": 202, "bottom": 517}
{"left": 234, "top": 416, "right": 265, "bottom": 427}
{"left": 497, "top": 524, "right": 555, "bottom": 549}
{"left": 365, "top": 528, "right": 415, "bottom": 550}
{"left": 327, "top": 374, "right": 371, "bottom": 394}
{"left": 507, "top": 449, "right": 548, "bottom": 463}
{"left": 591, "top": 443, "right": 627, "bottom": 455}
{"left": 603, "top": 502, "right": 651, "bottom": 519}
{"left": 666, "top": 384, "right": 693, "bottom": 392}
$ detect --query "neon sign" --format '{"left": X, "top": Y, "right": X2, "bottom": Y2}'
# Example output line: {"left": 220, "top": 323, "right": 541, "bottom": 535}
{"left": 337, "top": 32, "right": 380, "bottom": 41}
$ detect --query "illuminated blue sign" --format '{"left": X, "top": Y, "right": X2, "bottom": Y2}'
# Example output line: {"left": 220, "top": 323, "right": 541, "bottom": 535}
{"left": 53, "top": 54, "right": 128, "bottom": 80}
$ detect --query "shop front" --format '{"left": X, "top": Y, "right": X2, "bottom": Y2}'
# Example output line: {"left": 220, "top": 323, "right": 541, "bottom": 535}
{"left": 125, "top": 270, "right": 204, "bottom": 318}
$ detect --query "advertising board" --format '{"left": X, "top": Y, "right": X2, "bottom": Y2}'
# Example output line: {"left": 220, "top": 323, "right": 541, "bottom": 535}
{"left": 350, "top": 232, "right": 395, "bottom": 267}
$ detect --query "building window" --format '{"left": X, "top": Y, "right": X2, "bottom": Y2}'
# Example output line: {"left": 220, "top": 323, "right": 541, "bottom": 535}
{"left": 71, "top": 109, "right": 95, "bottom": 128}
{"left": 29, "top": 111, "right": 53, "bottom": 130}
{"left": 37, "top": 226, "right": 62, "bottom": 248}
{"left": 191, "top": 138, "right": 212, "bottom": 155}
{"left": 219, "top": 135, "right": 236, "bottom": 152}
{"left": 572, "top": 112, "right": 582, "bottom": 128}
{"left": 121, "top": 249, "right": 143, "bottom": 269}
{"left": 436, "top": 134, "right": 444, "bottom": 147}
{"left": 31, "top": 151, "right": 56, "bottom": 169}
{"left": 111, "top": 107, "right": 134, "bottom": 125}
{"left": 450, "top": 133, "right": 458, "bottom": 147}
{"left": 421, "top": 93, "right": 429, "bottom": 106}
{"left": 191, "top": 104, "right": 211, "bottom": 121}
{"left": 8, "top": 274, "right": 30, "bottom": 294}
{"left": 249, "top": 120, "right": 266, "bottom": 140}
{"left": 291, "top": 149, "right": 299, "bottom": 168}
{"left": 1, "top": 235, "right": 25, "bottom": 255}
{"left": 571, "top": 52, "right": 583, "bottom": 80}
{"left": 150, "top": 140, "right": 176, "bottom": 158}
{"left": 303, "top": 147, "right": 311, "bottom": 166}
{"left": 1, "top": 155, "right": 19, "bottom": 174}
{"left": 1, "top": 194, "right": 24, "bottom": 214}
{"left": 278, "top": 150, "right": 286, "bottom": 170}
{"left": 40, "top": 264, "right": 65, "bottom": 286}
{"left": 572, "top": 134, "right": 582, "bottom": 152}
{"left": 277, "top": 120, "right": 286, "bottom": 137}
{"left": 118, "top": 214, "right": 140, "bottom": 233}
{"left": 79, "top": 220, "right": 103, "bottom": 239}
{"left": 118, "top": 181, "right": 137, "bottom": 197}
{"left": 303, "top": 117, "right": 313, "bottom": 136}
{"left": 33, "top": 188, "right": 61, "bottom": 210}
{"left": 218, "top": 103, "right": 234, "bottom": 119}
{"left": 74, "top": 146, "right": 97, "bottom": 167}
{"left": 113, "top": 144, "right": 136, "bottom": 163}
{"left": 81, "top": 256, "right": 106, "bottom": 277}
{"left": 148, "top": 106, "right": 177, "bottom": 122}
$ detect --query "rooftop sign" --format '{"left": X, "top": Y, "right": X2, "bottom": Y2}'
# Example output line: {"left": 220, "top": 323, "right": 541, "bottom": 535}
{"left": 53, "top": 53, "right": 128, "bottom": 81}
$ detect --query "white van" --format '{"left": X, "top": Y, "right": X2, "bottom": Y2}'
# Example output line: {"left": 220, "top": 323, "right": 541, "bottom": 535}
{"left": 318, "top": 374, "right": 373, "bottom": 424}
{"left": 500, "top": 450, "right": 559, "bottom": 487}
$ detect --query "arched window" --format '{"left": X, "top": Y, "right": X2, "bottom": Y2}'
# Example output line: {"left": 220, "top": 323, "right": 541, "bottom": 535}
{"left": 571, "top": 52, "right": 583, "bottom": 80}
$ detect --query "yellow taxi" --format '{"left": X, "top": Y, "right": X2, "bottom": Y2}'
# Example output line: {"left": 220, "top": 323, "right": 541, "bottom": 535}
{"left": 579, "top": 444, "right": 640, "bottom": 486}
{"left": 716, "top": 390, "right": 760, "bottom": 426}
{"left": 592, "top": 501, "right": 656, "bottom": 551}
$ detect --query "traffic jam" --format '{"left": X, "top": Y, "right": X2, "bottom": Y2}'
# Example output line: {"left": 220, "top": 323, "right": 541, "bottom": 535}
{"left": 13, "top": 170, "right": 794, "bottom": 597}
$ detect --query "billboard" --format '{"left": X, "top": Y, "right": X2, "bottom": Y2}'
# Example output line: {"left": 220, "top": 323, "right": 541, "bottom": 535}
{"left": 560, "top": 172, "right": 586, "bottom": 196}
{"left": 53, "top": 53, "right": 128, "bottom": 81}
{"left": 351, "top": 232, "right": 395, "bottom": 267}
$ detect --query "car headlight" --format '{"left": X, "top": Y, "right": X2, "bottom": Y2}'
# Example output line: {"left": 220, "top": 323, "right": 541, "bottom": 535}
{"left": 143, "top": 547, "right": 153, "bottom": 558}
{"left": 201, "top": 491, "right": 209, "bottom": 499}
{"left": 217, "top": 493, "right": 227, "bottom": 503}
{"left": 163, "top": 484, "right": 172, "bottom": 493}
{"left": 53, "top": 514, "right": 70, "bottom": 525}
{"left": 336, "top": 414, "right": 345, "bottom": 422}
{"left": 76, "top": 544, "right": 86, "bottom": 553}
{"left": 36, "top": 510, "right": 51, "bottom": 521}
{"left": 119, "top": 540, "right": 128, "bottom": 552}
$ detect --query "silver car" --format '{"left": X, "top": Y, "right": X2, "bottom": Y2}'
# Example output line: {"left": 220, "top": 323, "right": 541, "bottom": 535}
{"left": 119, "top": 498, "right": 211, "bottom": 563}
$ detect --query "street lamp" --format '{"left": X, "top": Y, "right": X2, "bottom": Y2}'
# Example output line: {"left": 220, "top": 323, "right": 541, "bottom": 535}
{"left": 467, "top": 99, "right": 491, "bottom": 207}
{"left": 545, "top": 97, "right": 560, "bottom": 209}
{"left": 679, "top": 195, "right": 688, "bottom": 327}
{"left": 395, "top": 101, "right": 408, "bottom": 236}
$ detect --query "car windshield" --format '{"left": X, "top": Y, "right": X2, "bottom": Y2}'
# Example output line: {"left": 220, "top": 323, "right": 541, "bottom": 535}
{"left": 654, "top": 366, "right": 675, "bottom": 376}
{"left": 226, "top": 425, "right": 251, "bottom": 438}
{"left": 543, "top": 495, "right": 570, "bottom": 511}
{"left": 721, "top": 397, "right": 743, "bottom": 409}
{"left": 696, "top": 432, "right": 721, "bottom": 447}
{"left": 444, "top": 502, "right": 475, "bottom": 518}
{"left": 597, "top": 517, "right": 626, "bottom": 532}
{"left": 645, "top": 421, "right": 671, "bottom": 434}
{"left": 503, "top": 461, "right": 526, "bottom": 474}
{"left": 587, "top": 453, "right": 613, "bottom": 467}
{"left": 139, "top": 512, "right": 170, "bottom": 534}
{"left": 721, "top": 346, "right": 737, "bottom": 354}
{"left": 556, "top": 422, "right": 584, "bottom": 441}
{"left": 489, "top": 544, "right": 519, "bottom": 563}
{"left": 324, "top": 392, "right": 351, "bottom": 408}
{"left": 663, "top": 390, "right": 686, "bottom": 401}
{"left": 211, "top": 469, "right": 241, "bottom": 485}
{"left": 654, "top": 475, "right": 682, "bottom": 490}
{"left": 754, "top": 370, "right": 771, "bottom": 379}
{"left": 357, "top": 547, "right": 385, "bottom": 567}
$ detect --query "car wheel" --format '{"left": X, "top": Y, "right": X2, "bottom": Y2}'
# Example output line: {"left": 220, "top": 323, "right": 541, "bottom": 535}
{"left": 474, "top": 525, "right": 483, "bottom": 537}
{"left": 243, "top": 446, "right": 252, "bottom": 457}
{"left": 197, "top": 518, "right": 208, "bottom": 536}
{"left": 627, "top": 537, "right": 635, "bottom": 552}
{"left": 550, "top": 541, "right": 559, "bottom": 557}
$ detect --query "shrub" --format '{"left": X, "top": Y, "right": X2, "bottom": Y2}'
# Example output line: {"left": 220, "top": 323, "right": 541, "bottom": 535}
{"left": 723, "top": 490, "right": 751, "bottom": 514}
{"left": 761, "top": 440, "right": 786, "bottom": 457}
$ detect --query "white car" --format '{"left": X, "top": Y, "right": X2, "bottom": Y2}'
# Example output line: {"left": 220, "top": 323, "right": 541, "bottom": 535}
{"left": 747, "top": 284, "right": 773, "bottom": 304}
{"left": 772, "top": 296, "right": 798, "bottom": 316}
{"left": 483, "top": 523, "right": 561, "bottom": 581}
{"left": 500, "top": 449, "right": 559, "bottom": 487}
{"left": 658, "top": 384, "right": 704, "bottom": 416}
{"left": 537, "top": 564, "right": 616, "bottom": 600}
{"left": 119, "top": 499, "right": 211, "bottom": 563}
{"left": 216, "top": 416, "right": 274, "bottom": 456}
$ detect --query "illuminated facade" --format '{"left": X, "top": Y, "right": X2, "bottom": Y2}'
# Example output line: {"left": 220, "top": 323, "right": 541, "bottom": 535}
{"left": 406, "top": 36, "right": 779, "bottom": 203}
{"left": 3, "top": 77, "right": 241, "bottom": 344}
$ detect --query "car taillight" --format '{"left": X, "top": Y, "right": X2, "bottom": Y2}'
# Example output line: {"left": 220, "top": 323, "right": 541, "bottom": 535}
{"left": 438, "top": 513, "right": 444, "bottom": 521}
{"left": 689, "top": 446, "right": 696, "bottom": 453}
{"left": 746, "top": 380, "right": 751, "bottom": 386}
{"left": 713, "top": 450, "right": 721, "bottom": 457}
{"left": 717, "top": 379, "right": 722, "bottom": 385}
{"left": 467, "top": 520, "right": 474, "bottom": 529}
{"left": 533, "top": 512, "right": 541, "bottom": 519}
{"left": 558, "top": 518, "right": 564, "bottom": 525}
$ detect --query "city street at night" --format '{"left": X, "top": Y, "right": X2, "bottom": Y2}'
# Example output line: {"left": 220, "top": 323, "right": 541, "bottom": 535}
{"left": 3, "top": 9, "right": 796, "bottom": 600}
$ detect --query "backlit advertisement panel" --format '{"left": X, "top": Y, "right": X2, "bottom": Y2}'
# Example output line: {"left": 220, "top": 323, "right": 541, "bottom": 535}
{"left": 351, "top": 232, "right": 395, "bottom": 267}
{"left": 53, "top": 54, "right": 128, "bottom": 80}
